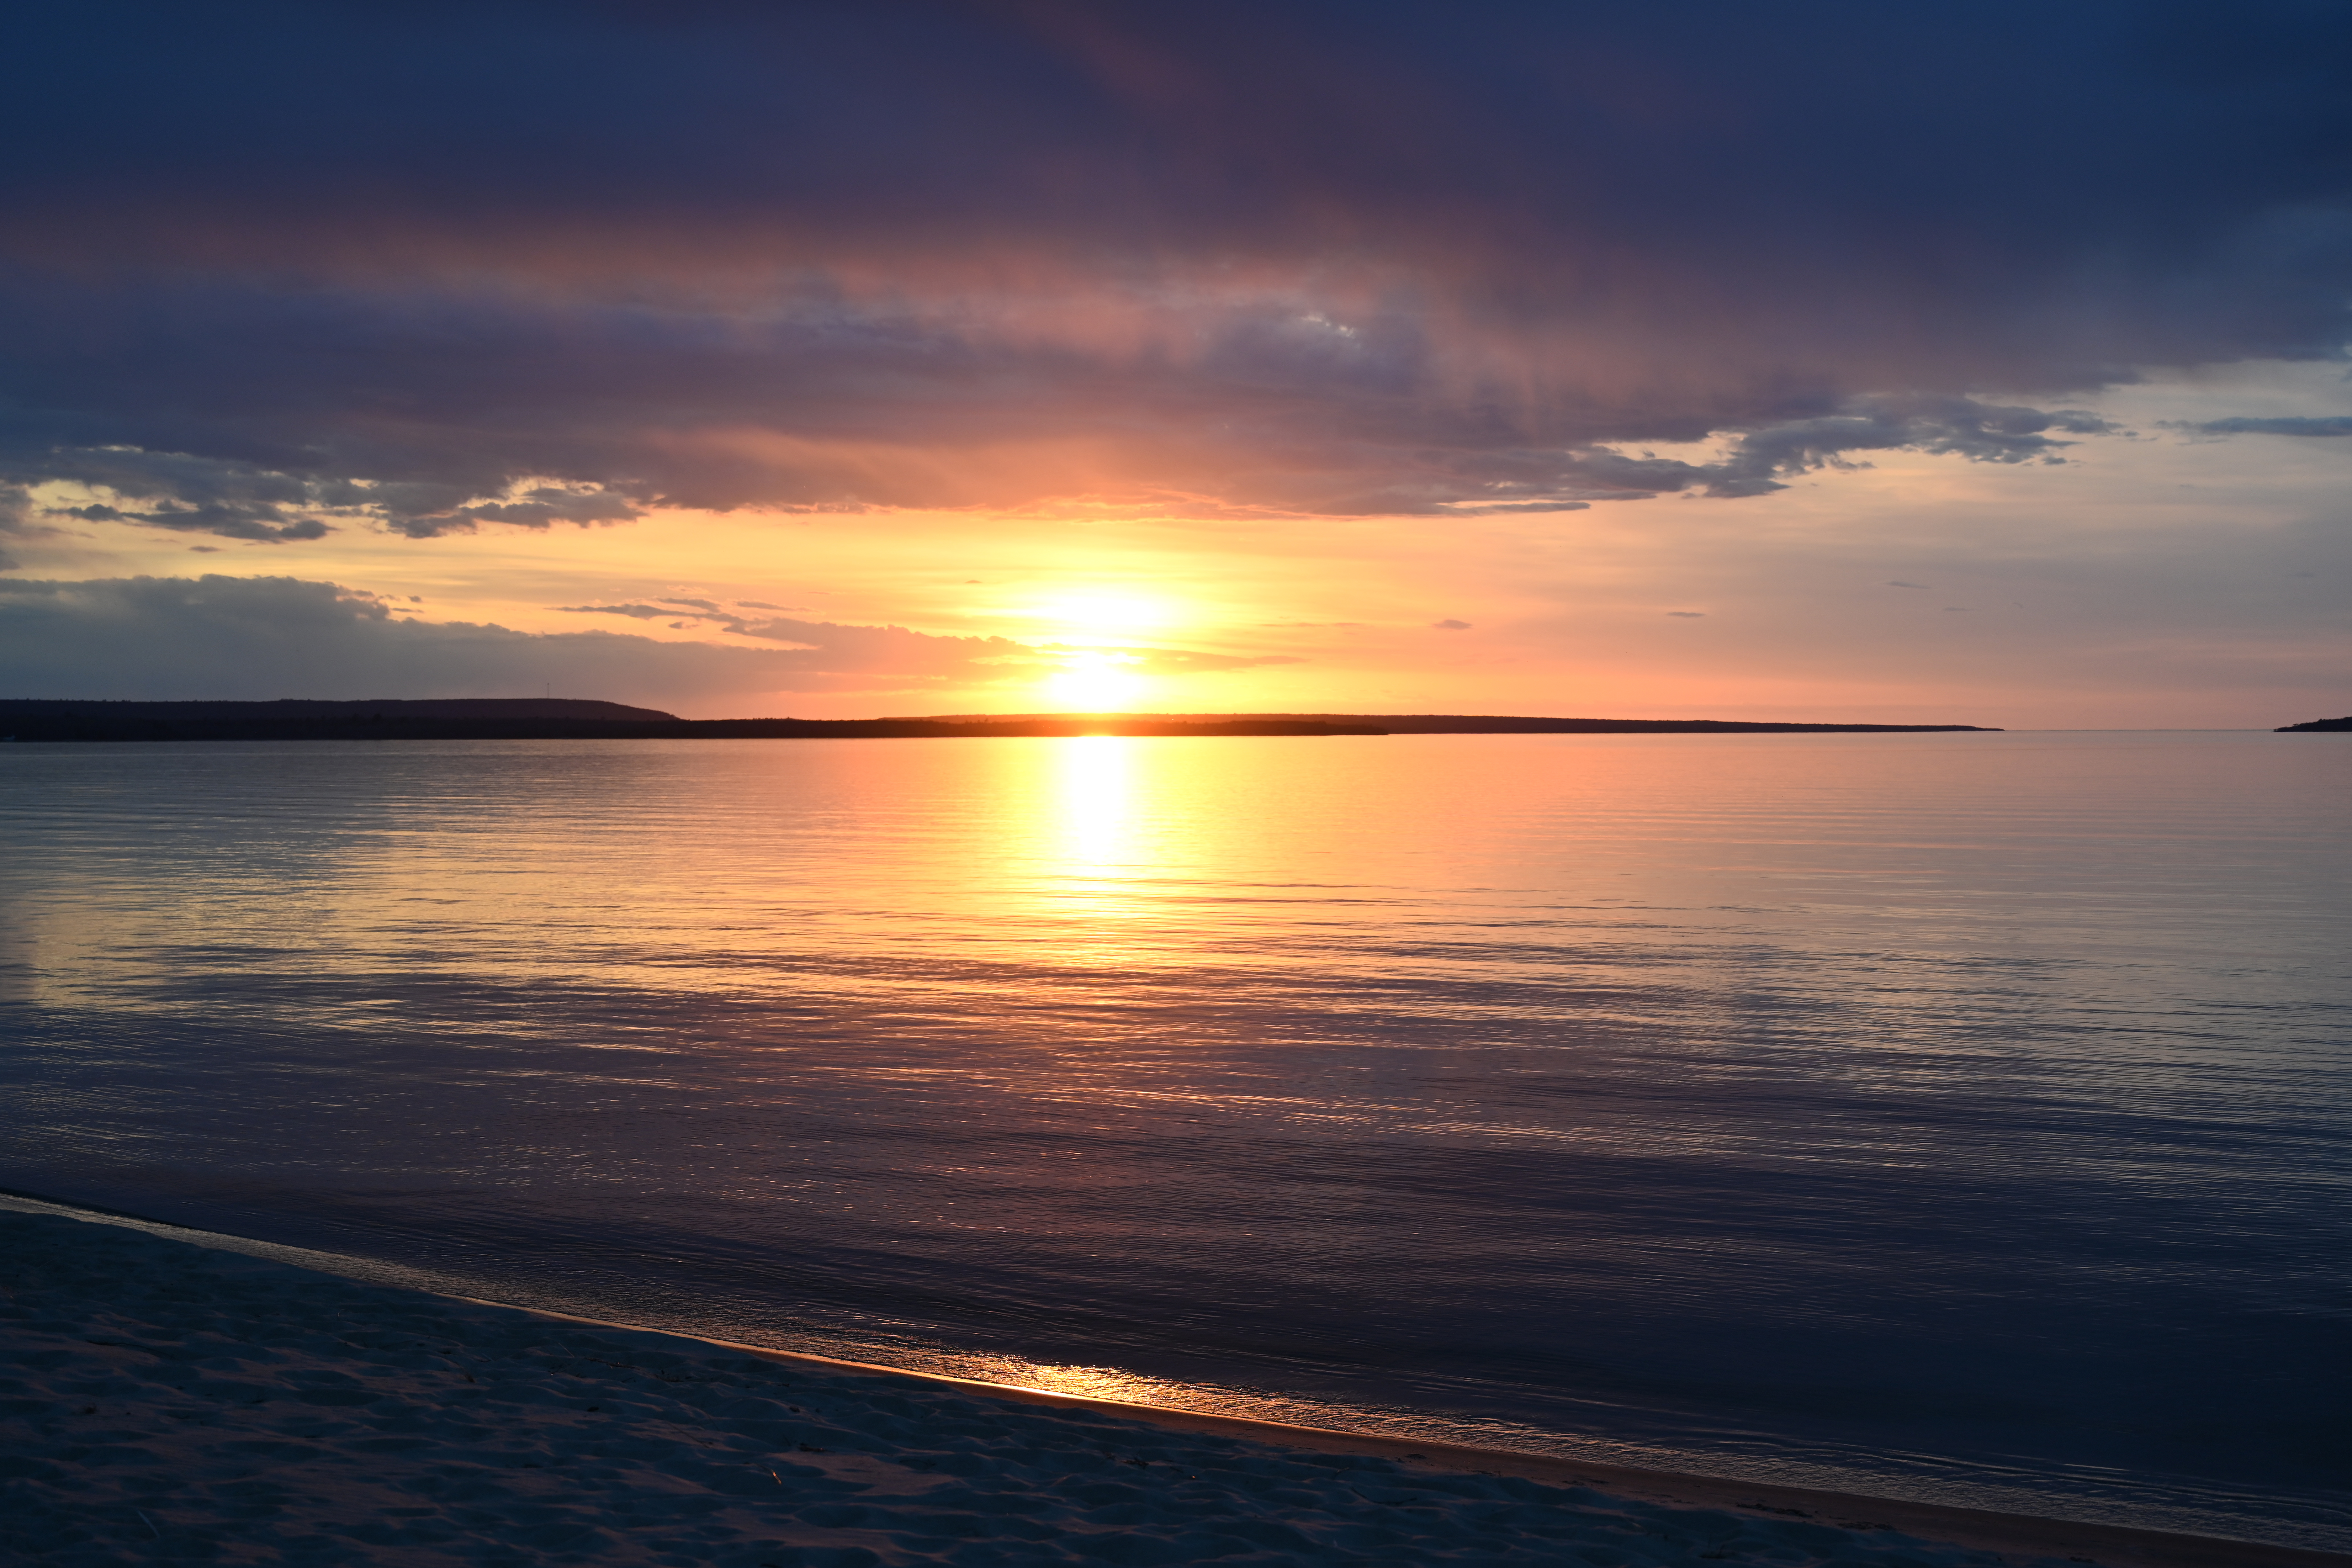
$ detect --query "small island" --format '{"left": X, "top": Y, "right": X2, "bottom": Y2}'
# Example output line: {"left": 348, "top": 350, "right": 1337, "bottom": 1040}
{"left": 2275, "top": 716, "right": 2352, "bottom": 731}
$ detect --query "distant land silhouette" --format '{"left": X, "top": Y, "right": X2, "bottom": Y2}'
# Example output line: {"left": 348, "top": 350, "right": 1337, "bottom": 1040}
{"left": 0, "top": 699, "right": 2000, "bottom": 742}
{"left": 2275, "top": 715, "right": 2352, "bottom": 731}
{"left": 916, "top": 712, "right": 2004, "bottom": 735}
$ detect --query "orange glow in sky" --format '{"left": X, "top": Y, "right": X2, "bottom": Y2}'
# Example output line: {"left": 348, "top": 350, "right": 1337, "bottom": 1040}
{"left": 13, "top": 360, "right": 2352, "bottom": 730}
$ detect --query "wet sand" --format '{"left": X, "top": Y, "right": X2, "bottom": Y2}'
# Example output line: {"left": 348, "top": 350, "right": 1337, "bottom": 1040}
{"left": 3, "top": 1204, "right": 2339, "bottom": 1568}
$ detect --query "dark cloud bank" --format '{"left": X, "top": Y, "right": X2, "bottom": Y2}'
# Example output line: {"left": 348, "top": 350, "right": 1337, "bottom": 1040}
{"left": 0, "top": 578, "right": 1038, "bottom": 704}
{"left": 4, "top": 0, "right": 2351, "bottom": 544}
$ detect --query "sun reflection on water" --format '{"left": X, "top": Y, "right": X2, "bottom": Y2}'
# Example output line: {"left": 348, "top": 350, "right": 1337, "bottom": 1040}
{"left": 1053, "top": 735, "right": 1139, "bottom": 904}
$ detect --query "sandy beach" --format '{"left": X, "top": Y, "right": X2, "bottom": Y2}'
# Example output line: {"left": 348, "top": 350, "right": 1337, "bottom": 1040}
{"left": 2, "top": 1206, "right": 2338, "bottom": 1568}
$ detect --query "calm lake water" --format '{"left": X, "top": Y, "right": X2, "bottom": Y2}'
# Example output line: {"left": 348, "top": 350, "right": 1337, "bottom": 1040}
{"left": 2, "top": 732, "right": 2346, "bottom": 1549}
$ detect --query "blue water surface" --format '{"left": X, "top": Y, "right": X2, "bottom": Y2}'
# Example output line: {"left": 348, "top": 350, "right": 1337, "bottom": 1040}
{"left": 1, "top": 731, "right": 2345, "bottom": 1549}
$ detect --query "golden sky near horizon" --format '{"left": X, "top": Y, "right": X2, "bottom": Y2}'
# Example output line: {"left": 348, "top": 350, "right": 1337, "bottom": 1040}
{"left": 13, "top": 363, "right": 2350, "bottom": 728}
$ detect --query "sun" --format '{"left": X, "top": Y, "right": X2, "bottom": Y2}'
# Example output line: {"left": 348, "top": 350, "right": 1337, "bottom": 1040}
{"left": 1018, "top": 588, "right": 1177, "bottom": 712}
{"left": 1047, "top": 651, "right": 1146, "bottom": 712}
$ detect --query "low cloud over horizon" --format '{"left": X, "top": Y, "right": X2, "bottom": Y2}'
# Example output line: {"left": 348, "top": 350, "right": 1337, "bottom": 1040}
{"left": 0, "top": 577, "right": 1058, "bottom": 710}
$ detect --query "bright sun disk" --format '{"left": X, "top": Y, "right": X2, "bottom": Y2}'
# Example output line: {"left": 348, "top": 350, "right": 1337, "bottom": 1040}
{"left": 1047, "top": 652, "right": 1145, "bottom": 712}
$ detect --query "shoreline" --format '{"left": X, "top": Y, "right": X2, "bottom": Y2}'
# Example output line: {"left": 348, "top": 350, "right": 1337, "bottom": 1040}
{"left": 4, "top": 1195, "right": 2342, "bottom": 1567}
{"left": 485, "top": 1303, "right": 2351, "bottom": 1568}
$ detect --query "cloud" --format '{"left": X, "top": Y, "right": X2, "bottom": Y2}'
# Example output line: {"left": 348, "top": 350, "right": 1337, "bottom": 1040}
{"left": 2174, "top": 415, "right": 2352, "bottom": 438}
{"left": 22, "top": 446, "right": 342, "bottom": 542}
{"left": 1692, "top": 399, "right": 2117, "bottom": 497}
{"left": 0, "top": 4, "right": 2347, "bottom": 531}
{"left": 1665, "top": 611, "right": 1705, "bottom": 617}
{"left": 51, "top": 502, "right": 329, "bottom": 543}
{"left": 1888, "top": 580, "right": 1931, "bottom": 589}
{"left": 1490, "top": 398, "right": 2117, "bottom": 504}
{"left": 1029, "top": 642, "right": 1298, "bottom": 674}
{"left": 0, "top": 485, "right": 36, "bottom": 571}
{"left": 1432, "top": 618, "right": 1472, "bottom": 631}
{"left": 7, "top": 435, "right": 648, "bottom": 543}
{"left": 0, "top": 575, "right": 1311, "bottom": 709}
{"left": 0, "top": 576, "right": 1053, "bottom": 706}
{"left": 1129, "top": 648, "right": 1301, "bottom": 674}
{"left": 0, "top": 291, "right": 2134, "bottom": 529}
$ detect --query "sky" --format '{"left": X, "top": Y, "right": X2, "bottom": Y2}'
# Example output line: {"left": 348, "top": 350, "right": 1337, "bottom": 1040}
{"left": 4, "top": 0, "right": 2350, "bottom": 726}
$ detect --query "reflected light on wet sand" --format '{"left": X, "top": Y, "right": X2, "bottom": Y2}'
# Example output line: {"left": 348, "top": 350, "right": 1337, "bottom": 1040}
{"left": 959, "top": 1355, "right": 1201, "bottom": 1408}
{"left": 914, "top": 1351, "right": 1425, "bottom": 1439}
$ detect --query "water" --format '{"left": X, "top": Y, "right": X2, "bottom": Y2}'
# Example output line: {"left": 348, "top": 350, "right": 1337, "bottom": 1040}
{"left": 2, "top": 732, "right": 2346, "bottom": 1549}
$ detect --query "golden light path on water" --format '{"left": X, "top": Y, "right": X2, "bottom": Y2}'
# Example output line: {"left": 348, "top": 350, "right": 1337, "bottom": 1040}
{"left": 951, "top": 736, "right": 1550, "bottom": 1441}
{"left": 839, "top": 734, "right": 1426, "bottom": 1437}
{"left": 1053, "top": 734, "right": 1139, "bottom": 915}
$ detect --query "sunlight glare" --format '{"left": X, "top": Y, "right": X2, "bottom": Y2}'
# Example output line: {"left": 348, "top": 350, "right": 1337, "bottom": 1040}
{"left": 1032, "top": 592, "right": 1173, "bottom": 637}
{"left": 1056, "top": 734, "right": 1135, "bottom": 876}
{"left": 1046, "top": 652, "right": 1145, "bottom": 713}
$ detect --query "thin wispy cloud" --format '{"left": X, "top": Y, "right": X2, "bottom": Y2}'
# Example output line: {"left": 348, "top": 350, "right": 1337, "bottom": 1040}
{"left": 2172, "top": 416, "right": 2352, "bottom": 439}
